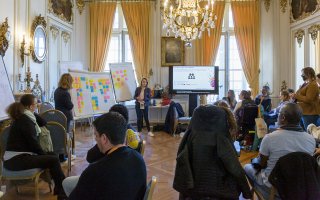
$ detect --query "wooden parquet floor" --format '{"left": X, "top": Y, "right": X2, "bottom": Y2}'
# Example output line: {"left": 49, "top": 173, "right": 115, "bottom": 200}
{"left": 1, "top": 126, "right": 258, "bottom": 200}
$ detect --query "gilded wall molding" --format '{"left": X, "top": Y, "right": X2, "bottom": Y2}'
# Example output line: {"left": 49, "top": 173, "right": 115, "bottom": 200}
{"left": 280, "top": 0, "right": 288, "bottom": 13}
{"left": 264, "top": 0, "right": 271, "bottom": 12}
{"left": 294, "top": 29, "right": 305, "bottom": 47}
{"left": 50, "top": 26, "right": 59, "bottom": 41}
{"left": 76, "top": 0, "right": 85, "bottom": 15}
{"left": 0, "top": 17, "right": 10, "bottom": 57}
{"left": 308, "top": 24, "right": 320, "bottom": 44}
{"left": 61, "top": 31, "right": 70, "bottom": 45}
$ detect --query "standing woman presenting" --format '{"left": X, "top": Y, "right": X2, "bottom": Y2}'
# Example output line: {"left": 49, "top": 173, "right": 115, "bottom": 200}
{"left": 134, "top": 78, "right": 154, "bottom": 137}
{"left": 54, "top": 73, "right": 74, "bottom": 161}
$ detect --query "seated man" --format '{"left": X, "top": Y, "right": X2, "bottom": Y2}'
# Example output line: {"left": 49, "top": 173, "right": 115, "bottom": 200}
{"left": 68, "top": 112, "right": 146, "bottom": 200}
{"left": 244, "top": 103, "right": 315, "bottom": 199}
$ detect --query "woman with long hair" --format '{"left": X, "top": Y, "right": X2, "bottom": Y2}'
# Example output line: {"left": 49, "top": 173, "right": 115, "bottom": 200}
{"left": 255, "top": 85, "right": 272, "bottom": 113}
{"left": 134, "top": 78, "right": 153, "bottom": 136}
{"left": 4, "top": 94, "right": 66, "bottom": 199}
{"left": 223, "top": 89, "right": 237, "bottom": 111}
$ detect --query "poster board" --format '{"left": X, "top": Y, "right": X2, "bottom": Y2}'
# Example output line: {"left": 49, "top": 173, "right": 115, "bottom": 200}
{"left": 59, "top": 61, "right": 83, "bottom": 76}
{"left": 109, "top": 63, "right": 137, "bottom": 102}
{"left": 69, "top": 70, "right": 116, "bottom": 118}
{"left": 0, "top": 58, "right": 15, "bottom": 121}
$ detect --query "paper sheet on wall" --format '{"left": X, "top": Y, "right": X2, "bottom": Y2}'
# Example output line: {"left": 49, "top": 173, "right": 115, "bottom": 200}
{"left": 69, "top": 70, "right": 115, "bottom": 118}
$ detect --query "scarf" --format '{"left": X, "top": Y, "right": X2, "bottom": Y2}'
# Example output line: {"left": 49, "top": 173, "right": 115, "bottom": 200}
{"left": 24, "top": 109, "right": 41, "bottom": 136}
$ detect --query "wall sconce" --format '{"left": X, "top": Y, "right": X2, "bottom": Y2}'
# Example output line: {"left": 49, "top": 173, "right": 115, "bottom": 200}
{"left": 0, "top": 17, "right": 10, "bottom": 57}
{"left": 20, "top": 35, "right": 31, "bottom": 67}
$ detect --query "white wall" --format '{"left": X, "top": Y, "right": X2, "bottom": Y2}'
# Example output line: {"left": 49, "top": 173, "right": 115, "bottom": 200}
{"left": 0, "top": 0, "right": 89, "bottom": 101}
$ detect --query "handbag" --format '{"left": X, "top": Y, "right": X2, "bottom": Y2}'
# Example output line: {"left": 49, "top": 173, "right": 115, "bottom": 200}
{"left": 255, "top": 104, "right": 267, "bottom": 138}
{"left": 39, "top": 126, "right": 54, "bottom": 152}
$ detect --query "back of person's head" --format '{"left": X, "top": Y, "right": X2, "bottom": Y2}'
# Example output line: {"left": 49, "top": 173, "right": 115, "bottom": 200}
{"left": 20, "top": 94, "right": 36, "bottom": 108}
{"left": 58, "top": 73, "right": 73, "bottom": 89}
{"left": 302, "top": 67, "right": 316, "bottom": 80}
{"left": 278, "top": 103, "right": 303, "bottom": 126}
{"left": 280, "top": 90, "right": 290, "bottom": 101}
{"left": 317, "top": 73, "right": 320, "bottom": 79}
{"left": 287, "top": 88, "right": 295, "bottom": 94}
{"left": 240, "top": 90, "right": 251, "bottom": 100}
{"left": 213, "top": 100, "right": 230, "bottom": 109}
{"left": 109, "top": 104, "right": 129, "bottom": 123}
{"left": 191, "top": 105, "right": 230, "bottom": 136}
{"left": 93, "top": 112, "right": 127, "bottom": 145}
{"left": 6, "top": 102, "right": 25, "bottom": 120}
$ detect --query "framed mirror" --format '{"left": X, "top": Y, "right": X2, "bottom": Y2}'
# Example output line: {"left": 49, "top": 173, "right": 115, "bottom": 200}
{"left": 30, "top": 15, "right": 47, "bottom": 63}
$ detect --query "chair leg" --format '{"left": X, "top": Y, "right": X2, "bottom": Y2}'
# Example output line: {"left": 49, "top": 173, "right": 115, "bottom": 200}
{"left": 34, "top": 173, "right": 41, "bottom": 200}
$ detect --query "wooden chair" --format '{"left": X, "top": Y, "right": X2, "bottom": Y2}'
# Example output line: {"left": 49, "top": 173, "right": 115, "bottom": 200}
{"left": 138, "top": 140, "right": 146, "bottom": 156}
{"left": 46, "top": 122, "right": 72, "bottom": 176}
{"left": 143, "top": 176, "right": 157, "bottom": 200}
{"left": 38, "top": 102, "right": 54, "bottom": 114}
{"left": 0, "top": 126, "right": 46, "bottom": 200}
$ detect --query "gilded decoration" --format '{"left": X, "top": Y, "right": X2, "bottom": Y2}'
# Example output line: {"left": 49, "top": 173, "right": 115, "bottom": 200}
{"left": 0, "top": 17, "right": 10, "bottom": 57}
{"left": 290, "top": 0, "right": 320, "bottom": 23}
{"left": 308, "top": 24, "right": 320, "bottom": 43}
{"left": 280, "top": 0, "right": 288, "bottom": 13}
{"left": 30, "top": 15, "right": 47, "bottom": 63}
{"left": 76, "top": 0, "right": 85, "bottom": 15}
{"left": 48, "top": 0, "right": 73, "bottom": 24}
{"left": 264, "top": 0, "right": 271, "bottom": 12}
{"left": 61, "top": 31, "right": 70, "bottom": 45}
{"left": 294, "top": 29, "right": 305, "bottom": 47}
{"left": 50, "top": 26, "right": 59, "bottom": 41}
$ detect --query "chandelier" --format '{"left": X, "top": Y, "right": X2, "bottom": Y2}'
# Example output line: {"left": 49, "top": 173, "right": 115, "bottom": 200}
{"left": 162, "top": 0, "right": 216, "bottom": 47}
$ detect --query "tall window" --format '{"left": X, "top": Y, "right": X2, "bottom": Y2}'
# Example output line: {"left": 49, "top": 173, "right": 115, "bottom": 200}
{"left": 105, "top": 5, "right": 133, "bottom": 71}
{"left": 207, "top": 3, "right": 249, "bottom": 103}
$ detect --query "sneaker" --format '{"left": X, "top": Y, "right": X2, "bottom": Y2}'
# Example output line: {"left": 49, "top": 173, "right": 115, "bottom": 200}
{"left": 148, "top": 132, "right": 154, "bottom": 137}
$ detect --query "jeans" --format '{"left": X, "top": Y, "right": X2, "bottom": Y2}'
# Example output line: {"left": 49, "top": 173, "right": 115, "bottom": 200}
{"left": 135, "top": 103, "right": 150, "bottom": 132}
{"left": 62, "top": 175, "right": 80, "bottom": 196}
{"left": 301, "top": 115, "right": 319, "bottom": 130}
{"left": 4, "top": 154, "right": 65, "bottom": 190}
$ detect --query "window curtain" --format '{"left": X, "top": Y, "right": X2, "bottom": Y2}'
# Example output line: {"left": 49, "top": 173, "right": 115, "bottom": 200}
{"left": 316, "top": 35, "right": 320, "bottom": 74}
{"left": 231, "top": 0, "right": 260, "bottom": 97}
{"left": 121, "top": 2, "right": 151, "bottom": 81}
{"left": 89, "top": 2, "right": 116, "bottom": 72}
{"left": 194, "top": 1, "right": 225, "bottom": 104}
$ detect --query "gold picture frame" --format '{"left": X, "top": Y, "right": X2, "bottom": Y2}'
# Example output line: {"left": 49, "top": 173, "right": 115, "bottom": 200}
{"left": 161, "top": 37, "right": 184, "bottom": 66}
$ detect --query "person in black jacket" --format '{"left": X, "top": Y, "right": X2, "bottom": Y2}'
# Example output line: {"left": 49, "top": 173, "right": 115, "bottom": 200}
{"left": 54, "top": 73, "right": 74, "bottom": 162}
{"left": 134, "top": 78, "right": 153, "bottom": 136}
{"left": 54, "top": 73, "right": 74, "bottom": 132}
{"left": 4, "top": 94, "right": 66, "bottom": 200}
{"left": 68, "top": 112, "right": 146, "bottom": 200}
{"left": 173, "top": 105, "right": 252, "bottom": 200}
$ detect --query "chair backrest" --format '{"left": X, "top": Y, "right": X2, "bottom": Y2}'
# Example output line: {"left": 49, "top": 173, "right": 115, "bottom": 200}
{"left": 143, "top": 176, "right": 157, "bottom": 200}
{"left": 46, "top": 122, "right": 67, "bottom": 154}
{"left": 41, "top": 109, "right": 68, "bottom": 131}
{"left": 39, "top": 102, "right": 54, "bottom": 114}
{"left": 239, "top": 105, "right": 258, "bottom": 126}
{"left": 139, "top": 140, "right": 146, "bottom": 156}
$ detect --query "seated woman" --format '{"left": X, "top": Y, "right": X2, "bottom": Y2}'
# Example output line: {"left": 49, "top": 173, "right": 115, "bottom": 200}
{"left": 173, "top": 105, "right": 251, "bottom": 200}
{"left": 233, "top": 90, "right": 255, "bottom": 118}
{"left": 264, "top": 90, "right": 290, "bottom": 126}
{"left": 222, "top": 89, "right": 237, "bottom": 111}
{"left": 4, "top": 94, "right": 66, "bottom": 200}
{"left": 255, "top": 85, "right": 272, "bottom": 113}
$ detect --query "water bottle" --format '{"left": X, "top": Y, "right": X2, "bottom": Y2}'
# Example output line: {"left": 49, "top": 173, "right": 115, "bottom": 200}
{"left": 153, "top": 99, "right": 156, "bottom": 106}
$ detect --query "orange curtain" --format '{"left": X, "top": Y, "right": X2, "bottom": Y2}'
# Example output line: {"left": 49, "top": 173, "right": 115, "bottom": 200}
{"left": 121, "top": 2, "right": 151, "bottom": 81}
{"left": 231, "top": 0, "right": 260, "bottom": 97}
{"left": 195, "top": 1, "right": 225, "bottom": 104}
{"left": 89, "top": 2, "right": 116, "bottom": 72}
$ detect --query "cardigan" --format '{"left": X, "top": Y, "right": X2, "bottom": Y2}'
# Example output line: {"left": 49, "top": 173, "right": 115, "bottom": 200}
{"left": 295, "top": 80, "right": 320, "bottom": 115}
{"left": 134, "top": 87, "right": 151, "bottom": 106}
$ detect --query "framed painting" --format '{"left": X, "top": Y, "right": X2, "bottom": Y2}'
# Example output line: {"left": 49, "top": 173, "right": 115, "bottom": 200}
{"left": 290, "top": 0, "right": 320, "bottom": 23}
{"left": 161, "top": 37, "right": 184, "bottom": 66}
{"left": 48, "top": 0, "right": 73, "bottom": 23}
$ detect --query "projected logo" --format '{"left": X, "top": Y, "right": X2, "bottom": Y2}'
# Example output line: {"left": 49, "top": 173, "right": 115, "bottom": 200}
{"left": 188, "top": 73, "right": 195, "bottom": 79}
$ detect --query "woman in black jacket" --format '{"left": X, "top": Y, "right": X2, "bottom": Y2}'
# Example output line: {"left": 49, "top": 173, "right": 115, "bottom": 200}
{"left": 134, "top": 78, "right": 153, "bottom": 136}
{"left": 54, "top": 73, "right": 74, "bottom": 132}
{"left": 4, "top": 94, "right": 66, "bottom": 199}
{"left": 173, "top": 105, "right": 252, "bottom": 200}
